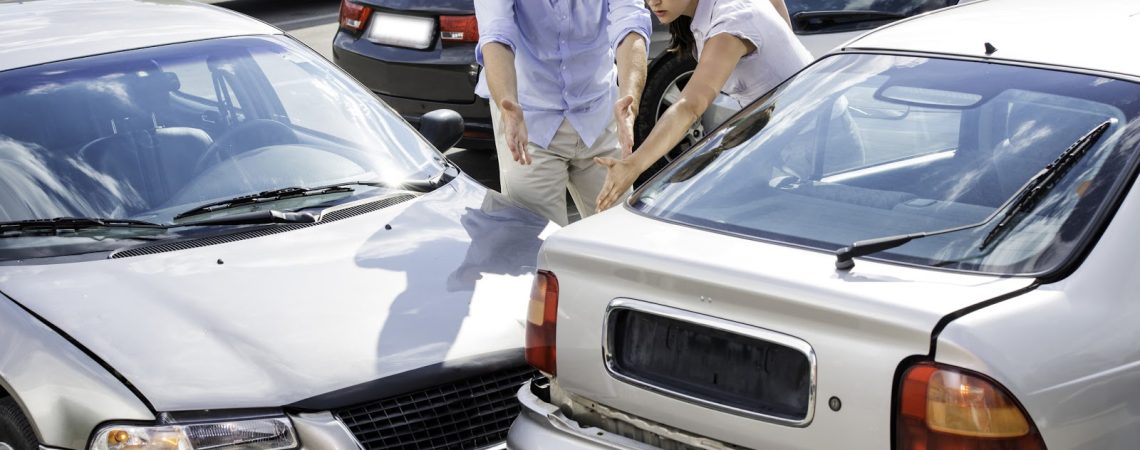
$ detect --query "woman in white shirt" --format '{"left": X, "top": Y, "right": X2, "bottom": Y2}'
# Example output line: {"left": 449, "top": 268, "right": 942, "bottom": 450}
{"left": 595, "top": 0, "right": 813, "bottom": 210}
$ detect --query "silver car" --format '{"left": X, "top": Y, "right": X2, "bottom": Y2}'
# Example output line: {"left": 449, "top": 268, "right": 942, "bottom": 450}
{"left": 0, "top": 1, "right": 553, "bottom": 449}
{"left": 509, "top": 0, "right": 1140, "bottom": 448}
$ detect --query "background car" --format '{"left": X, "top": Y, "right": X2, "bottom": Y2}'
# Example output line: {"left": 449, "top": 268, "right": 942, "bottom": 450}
{"left": 0, "top": 1, "right": 552, "bottom": 450}
{"left": 508, "top": 0, "right": 1140, "bottom": 448}
{"left": 332, "top": 0, "right": 961, "bottom": 156}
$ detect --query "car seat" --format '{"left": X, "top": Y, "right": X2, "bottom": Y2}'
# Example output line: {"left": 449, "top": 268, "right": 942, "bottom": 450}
{"left": 78, "top": 63, "right": 213, "bottom": 214}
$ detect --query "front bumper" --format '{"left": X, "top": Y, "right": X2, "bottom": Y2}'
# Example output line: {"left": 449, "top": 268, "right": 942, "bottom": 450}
{"left": 507, "top": 382, "right": 659, "bottom": 450}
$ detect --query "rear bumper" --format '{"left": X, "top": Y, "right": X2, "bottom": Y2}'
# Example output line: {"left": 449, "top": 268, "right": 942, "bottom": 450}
{"left": 333, "top": 31, "right": 494, "bottom": 149}
{"left": 507, "top": 381, "right": 658, "bottom": 450}
{"left": 382, "top": 93, "right": 494, "bottom": 150}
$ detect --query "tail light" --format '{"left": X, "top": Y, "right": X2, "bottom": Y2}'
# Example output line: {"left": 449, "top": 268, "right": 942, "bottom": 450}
{"left": 897, "top": 362, "right": 1047, "bottom": 449}
{"left": 339, "top": 0, "right": 372, "bottom": 33}
{"left": 526, "top": 270, "right": 559, "bottom": 376}
{"left": 439, "top": 15, "right": 479, "bottom": 43}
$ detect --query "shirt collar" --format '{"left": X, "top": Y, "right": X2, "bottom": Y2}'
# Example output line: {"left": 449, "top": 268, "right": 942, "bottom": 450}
{"left": 690, "top": 0, "right": 715, "bottom": 34}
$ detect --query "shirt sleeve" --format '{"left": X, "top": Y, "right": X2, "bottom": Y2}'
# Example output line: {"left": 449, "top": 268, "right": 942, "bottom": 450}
{"left": 707, "top": 1, "right": 765, "bottom": 58}
{"left": 606, "top": 0, "right": 652, "bottom": 55}
{"left": 474, "top": 0, "right": 520, "bottom": 66}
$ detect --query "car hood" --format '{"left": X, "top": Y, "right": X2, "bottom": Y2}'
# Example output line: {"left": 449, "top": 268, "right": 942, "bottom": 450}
{"left": 0, "top": 177, "right": 555, "bottom": 412}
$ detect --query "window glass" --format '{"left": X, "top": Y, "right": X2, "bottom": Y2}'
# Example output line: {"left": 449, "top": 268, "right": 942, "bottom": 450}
{"left": 634, "top": 54, "right": 1140, "bottom": 275}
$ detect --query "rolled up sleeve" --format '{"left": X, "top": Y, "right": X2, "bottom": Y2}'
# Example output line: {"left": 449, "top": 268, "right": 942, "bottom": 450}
{"left": 474, "top": 0, "right": 520, "bottom": 66}
{"left": 606, "top": 0, "right": 651, "bottom": 55}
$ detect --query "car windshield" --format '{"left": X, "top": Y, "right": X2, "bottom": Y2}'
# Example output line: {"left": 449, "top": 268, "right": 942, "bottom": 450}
{"left": 633, "top": 54, "right": 1140, "bottom": 275}
{"left": 788, "top": 0, "right": 957, "bottom": 33}
{"left": 0, "top": 36, "right": 443, "bottom": 258}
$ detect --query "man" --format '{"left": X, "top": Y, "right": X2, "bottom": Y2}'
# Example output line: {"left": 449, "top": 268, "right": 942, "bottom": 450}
{"left": 475, "top": 0, "right": 651, "bottom": 226}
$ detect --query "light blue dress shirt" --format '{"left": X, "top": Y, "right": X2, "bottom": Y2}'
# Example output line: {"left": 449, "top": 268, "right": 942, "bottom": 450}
{"left": 473, "top": 0, "right": 651, "bottom": 149}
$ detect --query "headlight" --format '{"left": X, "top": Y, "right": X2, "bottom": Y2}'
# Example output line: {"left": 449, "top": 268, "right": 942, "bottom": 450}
{"left": 90, "top": 417, "right": 298, "bottom": 450}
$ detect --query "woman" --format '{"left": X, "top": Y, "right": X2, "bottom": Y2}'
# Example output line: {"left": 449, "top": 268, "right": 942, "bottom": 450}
{"left": 595, "top": 0, "right": 812, "bottom": 210}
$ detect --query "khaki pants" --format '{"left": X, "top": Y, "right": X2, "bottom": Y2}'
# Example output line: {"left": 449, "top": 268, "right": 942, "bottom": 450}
{"left": 490, "top": 102, "right": 626, "bottom": 226}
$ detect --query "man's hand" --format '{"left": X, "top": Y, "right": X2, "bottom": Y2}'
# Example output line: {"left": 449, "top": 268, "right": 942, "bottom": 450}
{"left": 501, "top": 99, "right": 531, "bottom": 165}
{"left": 594, "top": 155, "right": 642, "bottom": 211}
{"left": 614, "top": 95, "right": 637, "bottom": 158}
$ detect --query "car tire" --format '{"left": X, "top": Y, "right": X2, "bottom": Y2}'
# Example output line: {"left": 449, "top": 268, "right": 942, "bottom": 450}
{"left": 0, "top": 397, "right": 37, "bottom": 450}
{"left": 634, "top": 52, "right": 699, "bottom": 187}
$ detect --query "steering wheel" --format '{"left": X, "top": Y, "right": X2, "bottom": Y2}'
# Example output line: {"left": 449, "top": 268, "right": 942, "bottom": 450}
{"left": 193, "top": 119, "right": 298, "bottom": 174}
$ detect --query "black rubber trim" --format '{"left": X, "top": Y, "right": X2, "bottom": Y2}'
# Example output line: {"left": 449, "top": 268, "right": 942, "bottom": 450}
{"left": 928, "top": 282, "right": 1040, "bottom": 356}
{"left": 287, "top": 348, "right": 524, "bottom": 411}
{"left": 110, "top": 193, "right": 416, "bottom": 259}
{"left": 0, "top": 291, "right": 156, "bottom": 414}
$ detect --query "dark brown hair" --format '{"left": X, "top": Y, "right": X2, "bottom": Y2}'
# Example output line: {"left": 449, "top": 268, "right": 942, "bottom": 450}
{"left": 667, "top": 15, "right": 696, "bottom": 57}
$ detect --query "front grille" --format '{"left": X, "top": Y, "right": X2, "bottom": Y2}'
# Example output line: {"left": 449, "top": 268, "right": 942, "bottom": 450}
{"left": 334, "top": 366, "right": 538, "bottom": 450}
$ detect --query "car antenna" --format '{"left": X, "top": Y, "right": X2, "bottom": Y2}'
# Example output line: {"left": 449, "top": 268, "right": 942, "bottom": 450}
{"left": 984, "top": 42, "right": 998, "bottom": 55}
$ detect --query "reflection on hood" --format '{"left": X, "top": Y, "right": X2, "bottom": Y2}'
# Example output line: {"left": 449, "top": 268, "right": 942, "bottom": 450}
{"left": 449, "top": 191, "right": 548, "bottom": 292}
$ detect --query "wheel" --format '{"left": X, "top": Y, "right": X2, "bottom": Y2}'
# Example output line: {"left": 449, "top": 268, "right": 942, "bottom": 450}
{"left": 193, "top": 119, "right": 298, "bottom": 174}
{"left": 634, "top": 53, "right": 700, "bottom": 187}
{"left": 0, "top": 397, "right": 37, "bottom": 450}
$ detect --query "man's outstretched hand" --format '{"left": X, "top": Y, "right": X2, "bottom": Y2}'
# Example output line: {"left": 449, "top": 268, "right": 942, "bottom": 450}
{"left": 501, "top": 99, "right": 531, "bottom": 165}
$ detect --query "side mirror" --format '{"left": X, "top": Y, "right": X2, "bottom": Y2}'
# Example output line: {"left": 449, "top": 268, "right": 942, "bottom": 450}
{"left": 418, "top": 109, "right": 464, "bottom": 151}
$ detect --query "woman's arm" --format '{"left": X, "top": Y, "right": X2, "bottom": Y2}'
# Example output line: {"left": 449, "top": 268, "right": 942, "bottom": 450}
{"left": 595, "top": 33, "right": 753, "bottom": 210}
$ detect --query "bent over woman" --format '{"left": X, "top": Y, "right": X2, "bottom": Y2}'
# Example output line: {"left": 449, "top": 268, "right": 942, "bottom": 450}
{"left": 595, "top": 0, "right": 812, "bottom": 210}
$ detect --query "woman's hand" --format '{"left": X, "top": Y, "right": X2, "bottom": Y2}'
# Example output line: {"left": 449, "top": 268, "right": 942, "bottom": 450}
{"left": 614, "top": 95, "right": 637, "bottom": 158}
{"left": 501, "top": 99, "right": 531, "bottom": 165}
{"left": 594, "top": 155, "right": 644, "bottom": 211}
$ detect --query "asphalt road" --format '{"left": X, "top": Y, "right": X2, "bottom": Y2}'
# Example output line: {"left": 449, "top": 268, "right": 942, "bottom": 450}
{"left": 199, "top": 0, "right": 503, "bottom": 192}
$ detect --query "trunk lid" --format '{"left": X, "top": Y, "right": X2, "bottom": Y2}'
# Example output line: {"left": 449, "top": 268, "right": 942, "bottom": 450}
{"left": 541, "top": 207, "right": 1033, "bottom": 449}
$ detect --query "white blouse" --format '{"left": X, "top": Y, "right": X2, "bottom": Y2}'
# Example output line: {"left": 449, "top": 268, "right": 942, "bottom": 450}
{"left": 691, "top": 0, "right": 814, "bottom": 106}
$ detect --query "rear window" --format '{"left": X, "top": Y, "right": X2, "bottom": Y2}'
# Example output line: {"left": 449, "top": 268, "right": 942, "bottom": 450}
{"left": 632, "top": 54, "right": 1140, "bottom": 276}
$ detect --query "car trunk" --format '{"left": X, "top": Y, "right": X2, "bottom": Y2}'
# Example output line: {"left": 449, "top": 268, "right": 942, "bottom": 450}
{"left": 346, "top": 0, "right": 478, "bottom": 103}
{"left": 538, "top": 207, "right": 1034, "bottom": 449}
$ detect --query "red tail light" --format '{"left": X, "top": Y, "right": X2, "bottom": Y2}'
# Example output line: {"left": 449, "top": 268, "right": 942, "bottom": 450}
{"left": 525, "top": 270, "right": 559, "bottom": 376}
{"left": 339, "top": 0, "right": 372, "bottom": 33}
{"left": 439, "top": 15, "right": 479, "bottom": 43}
{"left": 897, "top": 362, "right": 1047, "bottom": 449}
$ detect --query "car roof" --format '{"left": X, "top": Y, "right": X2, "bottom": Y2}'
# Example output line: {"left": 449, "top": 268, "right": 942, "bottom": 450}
{"left": 0, "top": 0, "right": 281, "bottom": 73}
{"left": 843, "top": 0, "right": 1140, "bottom": 79}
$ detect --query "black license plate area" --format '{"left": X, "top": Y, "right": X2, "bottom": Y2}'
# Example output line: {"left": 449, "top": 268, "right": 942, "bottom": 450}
{"left": 607, "top": 308, "right": 812, "bottom": 422}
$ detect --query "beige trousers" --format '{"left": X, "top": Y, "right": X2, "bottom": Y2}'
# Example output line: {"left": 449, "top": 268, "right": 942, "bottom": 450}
{"left": 490, "top": 102, "right": 625, "bottom": 226}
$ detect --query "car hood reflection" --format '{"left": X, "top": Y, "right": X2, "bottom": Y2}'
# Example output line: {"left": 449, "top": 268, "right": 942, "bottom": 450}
{"left": 0, "top": 177, "right": 555, "bottom": 412}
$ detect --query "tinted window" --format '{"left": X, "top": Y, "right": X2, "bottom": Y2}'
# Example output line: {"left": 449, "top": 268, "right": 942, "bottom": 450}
{"left": 634, "top": 54, "right": 1140, "bottom": 275}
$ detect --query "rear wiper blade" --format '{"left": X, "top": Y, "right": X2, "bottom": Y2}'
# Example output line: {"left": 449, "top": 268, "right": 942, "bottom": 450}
{"left": 793, "top": 10, "right": 908, "bottom": 32}
{"left": 979, "top": 119, "right": 1114, "bottom": 250}
{"left": 834, "top": 119, "right": 1114, "bottom": 270}
{"left": 0, "top": 217, "right": 164, "bottom": 232}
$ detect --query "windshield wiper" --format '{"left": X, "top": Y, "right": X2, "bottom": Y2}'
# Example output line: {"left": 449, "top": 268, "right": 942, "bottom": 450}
{"left": 172, "top": 166, "right": 460, "bottom": 222}
{"left": 834, "top": 119, "right": 1114, "bottom": 271}
{"left": 171, "top": 183, "right": 364, "bottom": 221}
{"left": 0, "top": 217, "right": 165, "bottom": 232}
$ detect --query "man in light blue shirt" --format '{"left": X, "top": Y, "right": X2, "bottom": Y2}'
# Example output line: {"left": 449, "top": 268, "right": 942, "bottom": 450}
{"left": 475, "top": 0, "right": 651, "bottom": 226}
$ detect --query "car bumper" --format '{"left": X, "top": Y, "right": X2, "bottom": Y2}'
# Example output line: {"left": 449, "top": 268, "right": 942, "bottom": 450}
{"left": 333, "top": 32, "right": 494, "bottom": 149}
{"left": 507, "top": 381, "right": 659, "bottom": 450}
{"left": 381, "top": 93, "right": 494, "bottom": 150}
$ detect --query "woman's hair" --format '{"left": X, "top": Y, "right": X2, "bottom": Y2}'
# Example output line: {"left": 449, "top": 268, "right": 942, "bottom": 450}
{"left": 667, "top": 15, "right": 696, "bottom": 57}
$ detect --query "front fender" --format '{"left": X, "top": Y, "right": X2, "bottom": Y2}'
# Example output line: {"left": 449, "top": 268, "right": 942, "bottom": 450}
{"left": 0, "top": 291, "right": 153, "bottom": 449}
